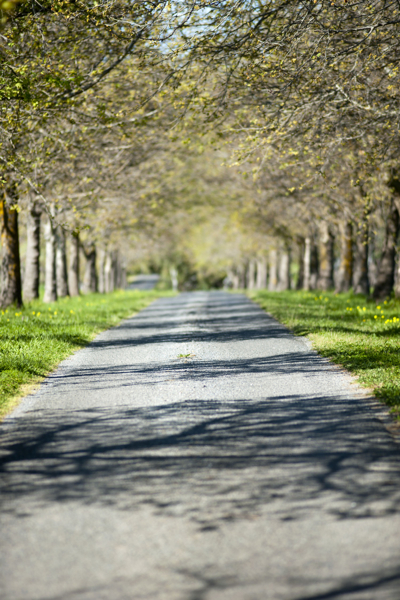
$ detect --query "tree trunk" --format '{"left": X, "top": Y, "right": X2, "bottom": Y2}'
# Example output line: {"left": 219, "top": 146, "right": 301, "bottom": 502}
{"left": 115, "top": 252, "right": 124, "bottom": 289}
{"left": 368, "top": 233, "right": 378, "bottom": 290}
{"left": 317, "top": 221, "right": 334, "bottom": 290}
{"left": 394, "top": 199, "right": 400, "bottom": 299}
{"left": 231, "top": 268, "right": 239, "bottom": 289}
{"left": 23, "top": 200, "right": 41, "bottom": 302}
{"left": 353, "top": 232, "right": 369, "bottom": 295}
{"left": 310, "top": 243, "right": 319, "bottom": 290}
{"left": 82, "top": 243, "right": 97, "bottom": 293}
{"left": 169, "top": 266, "right": 178, "bottom": 291}
{"left": 268, "top": 249, "right": 278, "bottom": 291}
{"left": 105, "top": 251, "right": 115, "bottom": 293}
{"left": 277, "top": 247, "right": 291, "bottom": 291}
{"left": 247, "top": 259, "right": 256, "bottom": 290}
{"left": 303, "top": 237, "right": 311, "bottom": 291}
{"left": 0, "top": 189, "right": 22, "bottom": 308}
{"left": 335, "top": 221, "right": 353, "bottom": 293}
{"left": 98, "top": 247, "right": 106, "bottom": 293}
{"left": 56, "top": 226, "right": 69, "bottom": 297}
{"left": 256, "top": 257, "right": 267, "bottom": 289}
{"left": 238, "top": 264, "right": 246, "bottom": 288}
{"left": 112, "top": 251, "right": 119, "bottom": 289}
{"left": 68, "top": 232, "right": 80, "bottom": 296}
{"left": 303, "top": 237, "right": 318, "bottom": 290}
{"left": 43, "top": 214, "right": 57, "bottom": 303}
{"left": 352, "top": 201, "right": 370, "bottom": 296}
{"left": 120, "top": 261, "right": 126, "bottom": 290}
{"left": 395, "top": 250, "right": 400, "bottom": 299}
{"left": 373, "top": 198, "right": 399, "bottom": 301}
{"left": 296, "top": 238, "right": 305, "bottom": 290}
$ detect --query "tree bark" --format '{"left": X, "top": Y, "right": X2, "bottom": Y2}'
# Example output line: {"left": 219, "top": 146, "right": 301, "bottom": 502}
{"left": 352, "top": 199, "right": 370, "bottom": 296}
{"left": 43, "top": 214, "right": 57, "bottom": 303}
{"left": 230, "top": 267, "right": 240, "bottom": 289}
{"left": 56, "top": 226, "right": 69, "bottom": 297}
{"left": 115, "top": 252, "right": 125, "bottom": 289}
{"left": 395, "top": 250, "right": 400, "bottom": 299}
{"left": 277, "top": 247, "right": 291, "bottom": 291}
{"left": 296, "top": 238, "right": 305, "bottom": 290}
{"left": 373, "top": 198, "right": 399, "bottom": 301}
{"left": 256, "top": 257, "right": 267, "bottom": 289}
{"left": 120, "top": 261, "right": 126, "bottom": 290}
{"left": 82, "top": 243, "right": 97, "bottom": 293}
{"left": 98, "top": 247, "right": 106, "bottom": 293}
{"left": 169, "top": 266, "right": 178, "bottom": 291}
{"left": 247, "top": 259, "right": 256, "bottom": 290}
{"left": 268, "top": 249, "right": 278, "bottom": 291}
{"left": 335, "top": 221, "right": 353, "bottom": 293}
{"left": 368, "top": 233, "right": 378, "bottom": 290}
{"left": 394, "top": 199, "right": 400, "bottom": 299}
{"left": 105, "top": 251, "right": 115, "bottom": 293}
{"left": 303, "top": 237, "right": 318, "bottom": 290}
{"left": 68, "top": 232, "right": 80, "bottom": 296}
{"left": 317, "top": 221, "right": 334, "bottom": 290}
{"left": 389, "top": 183, "right": 400, "bottom": 299}
{"left": 0, "top": 188, "right": 22, "bottom": 308}
{"left": 353, "top": 233, "right": 369, "bottom": 296}
{"left": 23, "top": 200, "right": 41, "bottom": 302}
{"left": 238, "top": 264, "right": 246, "bottom": 289}
{"left": 310, "top": 242, "right": 319, "bottom": 290}
{"left": 303, "top": 237, "right": 311, "bottom": 291}
{"left": 111, "top": 251, "right": 118, "bottom": 290}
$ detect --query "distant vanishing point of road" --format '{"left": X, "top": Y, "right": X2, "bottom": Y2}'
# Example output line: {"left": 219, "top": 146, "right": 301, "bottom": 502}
{"left": 128, "top": 273, "right": 160, "bottom": 290}
{"left": 1, "top": 292, "right": 400, "bottom": 600}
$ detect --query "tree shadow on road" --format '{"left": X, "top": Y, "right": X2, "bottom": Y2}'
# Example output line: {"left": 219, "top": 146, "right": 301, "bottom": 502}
{"left": 1, "top": 395, "right": 400, "bottom": 527}
{"left": 34, "top": 351, "right": 340, "bottom": 395}
{"left": 179, "top": 565, "right": 400, "bottom": 600}
{"left": 91, "top": 291, "right": 295, "bottom": 347}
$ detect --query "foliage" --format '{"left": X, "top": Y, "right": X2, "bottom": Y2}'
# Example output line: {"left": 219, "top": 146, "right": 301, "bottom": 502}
{"left": 1, "top": 2, "right": 400, "bottom": 305}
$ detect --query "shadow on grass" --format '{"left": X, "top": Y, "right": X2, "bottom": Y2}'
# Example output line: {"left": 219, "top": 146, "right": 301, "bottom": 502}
{"left": 289, "top": 321, "right": 400, "bottom": 338}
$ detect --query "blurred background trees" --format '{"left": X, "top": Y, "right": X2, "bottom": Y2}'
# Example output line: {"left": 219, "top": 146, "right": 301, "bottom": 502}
{"left": 1, "top": 0, "right": 400, "bottom": 305}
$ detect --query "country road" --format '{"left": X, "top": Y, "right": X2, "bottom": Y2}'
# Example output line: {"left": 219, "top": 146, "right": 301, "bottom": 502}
{"left": 1, "top": 292, "right": 400, "bottom": 600}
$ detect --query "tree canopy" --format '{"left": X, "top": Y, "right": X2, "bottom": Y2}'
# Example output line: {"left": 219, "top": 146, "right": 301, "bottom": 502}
{"left": 1, "top": 0, "right": 400, "bottom": 305}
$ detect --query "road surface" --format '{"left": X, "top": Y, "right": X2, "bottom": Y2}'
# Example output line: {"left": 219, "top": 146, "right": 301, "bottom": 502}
{"left": 128, "top": 274, "right": 160, "bottom": 290}
{"left": 1, "top": 292, "right": 400, "bottom": 600}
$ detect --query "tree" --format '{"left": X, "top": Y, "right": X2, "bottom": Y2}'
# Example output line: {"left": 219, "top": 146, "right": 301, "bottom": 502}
{"left": 0, "top": 1, "right": 194, "bottom": 306}
{"left": 0, "top": 181, "right": 22, "bottom": 307}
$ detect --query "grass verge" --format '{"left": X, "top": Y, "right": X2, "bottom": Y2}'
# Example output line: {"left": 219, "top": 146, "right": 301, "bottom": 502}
{"left": 248, "top": 289, "right": 400, "bottom": 417}
{"left": 0, "top": 289, "right": 173, "bottom": 419}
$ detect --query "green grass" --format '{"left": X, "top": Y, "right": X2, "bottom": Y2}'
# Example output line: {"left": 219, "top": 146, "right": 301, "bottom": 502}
{"left": 0, "top": 289, "right": 173, "bottom": 418}
{"left": 248, "top": 289, "right": 400, "bottom": 417}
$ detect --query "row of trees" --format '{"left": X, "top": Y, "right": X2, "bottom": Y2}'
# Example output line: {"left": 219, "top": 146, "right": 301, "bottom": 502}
{"left": 0, "top": 0, "right": 183, "bottom": 304}
{"left": 174, "top": 0, "right": 400, "bottom": 299}
{"left": 1, "top": 1, "right": 400, "bottom": 304}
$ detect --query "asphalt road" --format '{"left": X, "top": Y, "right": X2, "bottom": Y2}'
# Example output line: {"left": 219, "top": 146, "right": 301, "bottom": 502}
{"left": 1, "top": 292, "right": 400, "bottom": 600}
{"left": 127, "top": 274, "right": 160, "bottom": 290}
